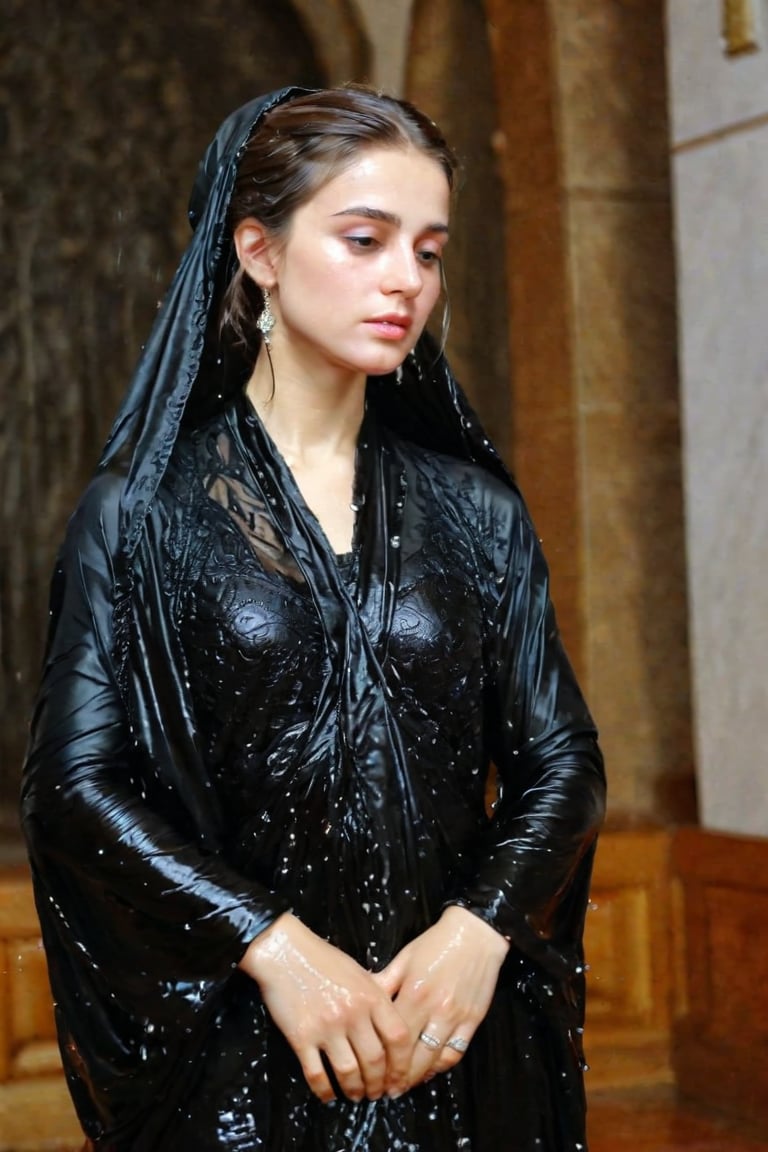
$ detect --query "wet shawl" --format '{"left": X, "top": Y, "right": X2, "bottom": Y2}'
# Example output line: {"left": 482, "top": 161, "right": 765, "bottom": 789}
{"left": 21, "top": 89, "right": 606, "bottom": 1152}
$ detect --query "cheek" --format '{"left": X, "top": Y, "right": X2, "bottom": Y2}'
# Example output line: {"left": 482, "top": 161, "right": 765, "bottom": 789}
{"left": 299, "top": 251, "right": 362, "bottom": 301}
{"left": 421, "top": 275, "right": 444, "bottom": 316}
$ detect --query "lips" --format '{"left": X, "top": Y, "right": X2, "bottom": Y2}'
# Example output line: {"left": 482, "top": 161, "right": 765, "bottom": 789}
{"left": 366, "top": 313, "right": 413, "bottom": 339}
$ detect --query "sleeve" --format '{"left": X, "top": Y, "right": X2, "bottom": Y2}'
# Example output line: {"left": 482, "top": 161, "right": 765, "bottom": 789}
{"left": 20, "top": 474, "right": 290, "bottom": 994}
{"left": 448, "top": 484, "right": 606, "bottom": 974}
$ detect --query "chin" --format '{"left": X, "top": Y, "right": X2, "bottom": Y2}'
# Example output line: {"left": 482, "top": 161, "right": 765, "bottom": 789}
{"left": 361, "top": 352, "right": 412, "bottom": 378}
{"left": 335, "top": 343, "right": 414, "bottom": 380}
{"left": 367, "top": 363, "right": 403, "bottom": 379}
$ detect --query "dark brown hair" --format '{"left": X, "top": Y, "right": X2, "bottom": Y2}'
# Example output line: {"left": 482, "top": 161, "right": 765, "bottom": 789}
{"left": 220, "top": 85, "right": 458, "bottom": 362}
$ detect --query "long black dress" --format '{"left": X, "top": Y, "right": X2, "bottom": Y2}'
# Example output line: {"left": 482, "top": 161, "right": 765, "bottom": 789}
{"left": 20, "top": 89, "right": 605, "bottom": 1152}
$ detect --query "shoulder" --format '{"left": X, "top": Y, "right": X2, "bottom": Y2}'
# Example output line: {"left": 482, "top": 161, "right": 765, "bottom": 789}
{"left": 66, "top": 470, "right": 127, "bottom": 558}
{"left": 394, "top": 436, "right": 531, "bottom": 537}
{"left": 391, "top": 437, "right": 548, "bottom": 593}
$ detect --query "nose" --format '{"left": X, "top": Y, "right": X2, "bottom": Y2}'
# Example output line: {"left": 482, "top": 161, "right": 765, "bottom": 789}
{"left": 381, "top": 241, "right": 423, "bottom": 297}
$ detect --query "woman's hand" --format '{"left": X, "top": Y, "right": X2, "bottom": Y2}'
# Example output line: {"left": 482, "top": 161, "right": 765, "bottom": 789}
{"left": 239, "top": 913, "right": 412, "bottom": 1104}
{"left": 370, "top": 905, "right": 509, "bottom": 1089}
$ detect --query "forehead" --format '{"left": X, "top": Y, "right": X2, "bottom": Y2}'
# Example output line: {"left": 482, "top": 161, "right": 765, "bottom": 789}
{"left": 306, "top": 146, "right": 451, "bottom": 219}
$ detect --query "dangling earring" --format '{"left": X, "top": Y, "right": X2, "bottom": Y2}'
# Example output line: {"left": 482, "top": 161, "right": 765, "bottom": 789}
{"left": 395, "top": 362, "right": 404, "bottom": 385}
{"left": 257, "top": 287, "right": 276, "bottom": 346}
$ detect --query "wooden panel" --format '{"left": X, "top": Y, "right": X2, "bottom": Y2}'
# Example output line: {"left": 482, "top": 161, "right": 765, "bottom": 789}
{"left": 587, "top": 883, "right": 655, "bottom": 1022}
{"left": 584, "top": 827, "right": 679, "bottom": 1089}
{"left": 0, "top": 870, "right": 45, "bottom": 936}
{"left": 0, "top": 868, "right": 83, "bottom": 1150}
{"left": 673, "top": 827, "right": 768, "bottom": 1133}
{"left": 8, "top": 939, "right": 60, "bottom": 1076}
{"left": 0, "top": 1077, "right": 82, "bottom": 1152}
{"left": 0, "top": 942, "right": 9, "bottom": 1083}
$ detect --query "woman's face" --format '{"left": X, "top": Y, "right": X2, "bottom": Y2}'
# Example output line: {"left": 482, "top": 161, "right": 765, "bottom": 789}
{"left": 264, "top": 146, "right": 450, "bottom": 380}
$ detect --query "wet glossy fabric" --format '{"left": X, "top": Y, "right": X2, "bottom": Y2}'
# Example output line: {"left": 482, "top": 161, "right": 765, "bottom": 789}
{"left": 20, "top": 88, "right": 605, "bottom": 1151}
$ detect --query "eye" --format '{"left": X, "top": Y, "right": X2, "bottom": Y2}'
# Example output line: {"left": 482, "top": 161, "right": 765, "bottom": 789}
{"left": 417, "top": 249, "right": 442, "bottom": 265}
{"left": 345, "top": 235, "right": 379, "bottom": 250}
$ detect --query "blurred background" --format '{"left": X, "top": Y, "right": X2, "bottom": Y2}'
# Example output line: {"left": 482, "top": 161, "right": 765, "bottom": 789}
{"left": 1, "top": 1, "right": 767, "bottom": 1149}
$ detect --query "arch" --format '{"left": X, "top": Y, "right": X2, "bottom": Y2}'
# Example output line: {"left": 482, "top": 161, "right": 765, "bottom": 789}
{"left": 291, "top": 0, "right": 370, "bottom": 84}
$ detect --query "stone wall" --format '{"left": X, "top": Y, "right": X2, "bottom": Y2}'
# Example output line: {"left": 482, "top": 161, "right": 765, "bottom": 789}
{"left": 0, "top": 1, "right": 323, "bottom": 815}
{"left": 666, "top": 0, "right": 768, "bottom": 835}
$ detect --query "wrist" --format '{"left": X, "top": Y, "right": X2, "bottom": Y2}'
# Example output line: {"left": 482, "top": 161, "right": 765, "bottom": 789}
{"left": 440, "top": 904, "right": 510, "bottom": 961}
{"left": 238, "top": 911, "right": 300, "bottom": 983}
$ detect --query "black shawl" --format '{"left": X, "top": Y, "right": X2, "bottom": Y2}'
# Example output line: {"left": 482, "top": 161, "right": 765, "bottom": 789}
{"left": 21, "top": 89, "right": 605, "bottom": 1151}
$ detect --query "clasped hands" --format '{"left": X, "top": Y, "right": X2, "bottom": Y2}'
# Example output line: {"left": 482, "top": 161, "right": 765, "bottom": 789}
{"left": 239, "top": 904, "right": 509, "bottom": 1104}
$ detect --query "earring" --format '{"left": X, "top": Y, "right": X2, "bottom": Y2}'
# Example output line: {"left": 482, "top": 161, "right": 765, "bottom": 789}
{"left": 257, "top": 287, "right": 276, "bottom": 346}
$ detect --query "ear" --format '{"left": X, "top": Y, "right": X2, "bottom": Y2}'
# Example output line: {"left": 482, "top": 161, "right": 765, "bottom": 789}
{"left": 233, "top": 218, "right": 279, "bottom": 288}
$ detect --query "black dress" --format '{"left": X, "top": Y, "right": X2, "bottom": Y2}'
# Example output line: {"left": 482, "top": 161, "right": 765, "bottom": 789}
{"left": 21, "top": 389, "right": 604, "bottom": 1151}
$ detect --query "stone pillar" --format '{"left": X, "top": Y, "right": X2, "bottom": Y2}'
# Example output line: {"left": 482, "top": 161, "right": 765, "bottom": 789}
{"left": 483, "top": 0, "right": 585, "bottom": 676}
{"left": 485, "top": 0, "right": 694, "bottom": 821}
{"left": 666, "top": 0, "right": 768, "bottom": 836}
{"left": 353, "top": 0, "right": 413, "bottom": 93}
{"left": 406, "top": 0, "right": 511, "bottom": 457}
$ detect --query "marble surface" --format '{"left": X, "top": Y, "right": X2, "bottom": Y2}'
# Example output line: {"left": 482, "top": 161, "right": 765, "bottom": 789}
{"left": 667, "top": 0, "right": 768, "bottom": 145}
{"left": 672, "top": 121, "right": 768, "bottom": 835}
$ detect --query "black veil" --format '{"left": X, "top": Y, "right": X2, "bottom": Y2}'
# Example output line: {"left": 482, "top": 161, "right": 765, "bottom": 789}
{"left": 97, "top": 86, "right": 515, "bottom": 644}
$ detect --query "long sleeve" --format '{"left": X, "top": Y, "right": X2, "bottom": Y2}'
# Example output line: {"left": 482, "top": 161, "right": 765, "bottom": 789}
{"left": 20, "top": 473, "right": 289, "bottom": 999}
{"left": 449, "top": 482, "right": 606, "bottom": 973}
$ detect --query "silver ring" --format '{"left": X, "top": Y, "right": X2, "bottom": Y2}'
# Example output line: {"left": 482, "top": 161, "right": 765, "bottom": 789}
{"left": 418, "top": 1031, "right": 442, "bottom": 1050}
{"left": 444, "top": 1036, "right": 469, "bottom": 1053}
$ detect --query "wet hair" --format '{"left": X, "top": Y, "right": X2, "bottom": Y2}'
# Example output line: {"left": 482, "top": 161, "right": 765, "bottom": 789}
{"left": 220, "top": 85, "right": 458, "bottom": 363}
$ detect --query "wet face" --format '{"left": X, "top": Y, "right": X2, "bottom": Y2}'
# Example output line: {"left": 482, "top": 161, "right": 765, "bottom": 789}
{"left": 259, "top": 146, "right": 450, "bottom": 381}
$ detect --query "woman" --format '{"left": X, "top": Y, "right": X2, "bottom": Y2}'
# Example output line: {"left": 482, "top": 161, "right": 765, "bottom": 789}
{"left": 21, "top": 85, "right": 605, "bottom": 1151}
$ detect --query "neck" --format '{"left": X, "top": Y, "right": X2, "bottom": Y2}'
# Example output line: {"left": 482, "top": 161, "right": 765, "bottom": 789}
{"left": 245, "top": 346, "right": 366, "bottom": 465}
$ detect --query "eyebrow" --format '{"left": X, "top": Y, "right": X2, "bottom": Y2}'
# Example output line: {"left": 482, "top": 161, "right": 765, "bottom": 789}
{"left": 331, "top": 206, "right": 449, "bottom": 235}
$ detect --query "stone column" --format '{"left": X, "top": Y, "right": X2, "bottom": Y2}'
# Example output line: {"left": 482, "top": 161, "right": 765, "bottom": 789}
{"left": 406, "top": 0, "right": 511, "bottom": 457}
{"left": 485, "top": 0, "right": 694, "bottom": 821}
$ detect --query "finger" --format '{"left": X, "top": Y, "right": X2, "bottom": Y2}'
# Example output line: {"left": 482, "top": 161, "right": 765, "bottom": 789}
{"left": 371, "top": 953, "right": 406, "bottom": 998}
{"left": 371, "top": 999, "right": 412, "bottom": 1095}
{"left": 407, "top": 1022, "right": 447, "bottom": 1085}
{"left": 322, "top": 1036, "right": 366, "bottom": 1102}
{"left": 299, "top": 1047, "right": 337, "bottom": 1104}
{"left": 430, "top": 1026, "right": 473, "bottom": 1075}
{"left": 348, "top": 1023, "right": 387, "bottom": 1099}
